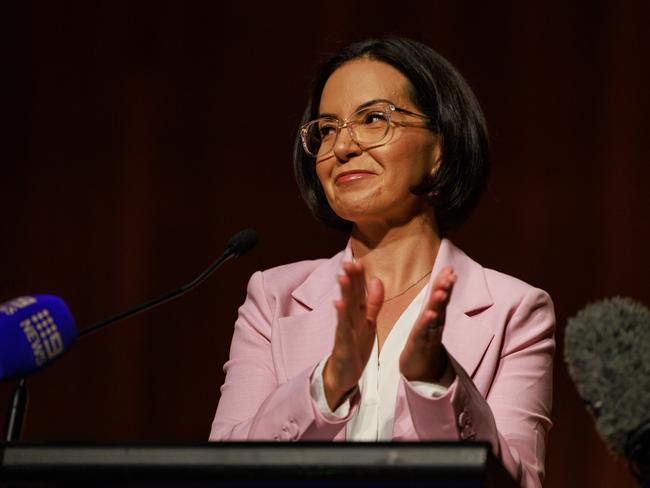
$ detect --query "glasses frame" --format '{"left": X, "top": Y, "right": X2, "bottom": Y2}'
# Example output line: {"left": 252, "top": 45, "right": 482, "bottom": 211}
{"left": 300, "top": 102, "right": 431, "bottom": 158}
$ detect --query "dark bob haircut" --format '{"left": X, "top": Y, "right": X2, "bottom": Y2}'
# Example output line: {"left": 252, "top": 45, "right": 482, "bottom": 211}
{"left": 293, "top": 37, "right": 490, "bottom": 235}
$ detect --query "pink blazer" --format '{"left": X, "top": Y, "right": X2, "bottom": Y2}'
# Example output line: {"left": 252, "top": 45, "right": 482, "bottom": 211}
{"left": 210, "top": 238, "right": 555, "bottom": 488}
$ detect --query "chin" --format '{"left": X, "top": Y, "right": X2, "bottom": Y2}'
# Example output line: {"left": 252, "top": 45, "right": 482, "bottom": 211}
{"left": 331, "top": 203, "right": 391, "bottom": 224}
{"left": 333, "top": 199, "right": 427, "bottom": 228}
{"left": 330, "top": 193, "right": 378, "bottom": 217}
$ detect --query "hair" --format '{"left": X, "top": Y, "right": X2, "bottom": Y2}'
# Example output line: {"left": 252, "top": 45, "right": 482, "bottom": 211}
{"left": 292, "top": 37, "right": 490, "bottom": 235}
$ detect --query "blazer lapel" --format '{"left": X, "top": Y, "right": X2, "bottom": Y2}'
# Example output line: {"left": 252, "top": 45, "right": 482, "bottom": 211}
{"left": 428, "top": 239, "right": 495, "bottom": 378}
{"left": 276, "top": 245, "right": 352, "bottom": 382}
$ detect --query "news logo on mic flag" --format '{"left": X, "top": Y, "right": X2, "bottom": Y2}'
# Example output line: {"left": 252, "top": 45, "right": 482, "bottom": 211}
{"left": 0, "top": 295, "right": 77, "bottom": 381}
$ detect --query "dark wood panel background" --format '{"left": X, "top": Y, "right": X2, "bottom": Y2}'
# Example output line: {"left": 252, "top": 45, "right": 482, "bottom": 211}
{"left": 2, "top": 2, "right": 648, "bottom": 487}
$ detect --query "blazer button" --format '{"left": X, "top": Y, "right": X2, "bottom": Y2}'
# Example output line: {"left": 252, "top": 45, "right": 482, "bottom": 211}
{"left": 460, "top": 425, "right": 476, "bottom": 440}
{"left": 288, "top": 420, "right": 300, "bottom": 439}
{"left": 458, "top": 410, "right": 471, "bottom": 428}
{"left": 280, "top": 426, "right": 291, "bottom": 440}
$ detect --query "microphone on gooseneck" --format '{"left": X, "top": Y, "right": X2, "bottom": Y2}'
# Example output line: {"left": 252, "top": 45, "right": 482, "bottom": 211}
{"left": 564, "top": 297, "right": 650, "bottom": 487}
{"left": 0, "top": 228, "right": 259, "bottom": 381}
{"left": 225, "top": 228, "right": 258, "bottom": 257}
{"left": 78, "top": 228, "right": 258, "bottom": 338}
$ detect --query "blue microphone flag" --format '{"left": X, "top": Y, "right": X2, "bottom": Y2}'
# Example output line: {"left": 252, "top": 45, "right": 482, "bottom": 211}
{"left": 0, "top": 295, "right": 77, "bottom": 381}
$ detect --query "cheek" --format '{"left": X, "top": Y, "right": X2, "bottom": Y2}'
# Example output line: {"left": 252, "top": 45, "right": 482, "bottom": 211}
{"left": 315, "top": 161, "right": 334, "bottom": 197}
{"left": 394, "top": 137, "right": 436, "bottom": 182}
{"left": 315, "top": 163, "right": 327, "bottom": 187}
{"left": 373, "top": 145, "right": 431, "bottom": 188}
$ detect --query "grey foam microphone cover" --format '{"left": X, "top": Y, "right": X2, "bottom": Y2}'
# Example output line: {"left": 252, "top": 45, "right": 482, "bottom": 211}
{"left": 564, "top": 296, "right": 650, "bottom": 456}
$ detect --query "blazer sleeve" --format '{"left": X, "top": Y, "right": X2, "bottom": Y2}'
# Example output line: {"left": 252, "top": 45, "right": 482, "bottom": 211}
{"left": 209, "top": 271, "right": 358, "bottom": 440}
{"left": 402, "top": 287, "right": 555, "bottom": 488}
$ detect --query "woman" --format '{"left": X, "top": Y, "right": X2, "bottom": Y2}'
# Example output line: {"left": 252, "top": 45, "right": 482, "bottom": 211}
{"left": 210, "top": 37, "right": 555, "bottom": 488}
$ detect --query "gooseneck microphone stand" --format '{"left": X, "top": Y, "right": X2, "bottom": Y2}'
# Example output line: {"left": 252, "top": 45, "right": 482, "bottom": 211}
{"left": 2, "top": 228, "right": 258, "bottom": 443}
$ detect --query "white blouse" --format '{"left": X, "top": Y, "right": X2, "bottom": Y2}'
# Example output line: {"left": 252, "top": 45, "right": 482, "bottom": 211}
{"left": 310, "top": 282, "right": 450, "bottom": 440}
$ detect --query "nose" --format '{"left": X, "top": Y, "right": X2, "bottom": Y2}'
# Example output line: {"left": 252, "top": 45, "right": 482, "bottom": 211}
{"left": 332, "top": 124, "right": 362, "bottom": 162}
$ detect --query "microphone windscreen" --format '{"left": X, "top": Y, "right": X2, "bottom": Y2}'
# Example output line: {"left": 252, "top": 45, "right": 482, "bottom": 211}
{"left": 227, "top": 228, "right": 258, "bottom": 257}
{"left": 0, "top": 295, "right": 77, "bottom": 381}
{"left": 564, "top": 296, "right": 650, "bottom": 455}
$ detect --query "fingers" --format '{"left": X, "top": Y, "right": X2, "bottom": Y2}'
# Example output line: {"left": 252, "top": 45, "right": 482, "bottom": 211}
{"left": 426, "top": 266, "right": 456, "bottom": 313}
{"left": 411, "top": 307, "right": 441, "bottom": 344}
{"left": 366, "top": 277, "right": 384, "bottom": 323}
{"left": 410, "top": 267, "right": 456, "bottom": 342}
{"left": 345, "top": 261, "right": 366, "bottom": 306}
{"left": 336, "top": 273, "right": 353, "bottom": 324}
{"left": 333, "top": 297, "right": 352, "bottom": 348}
{"left": 422, "top": 309, "right": 443, "bottom": 338}
{"left": 336, "top": 262, "right": 366, "bottom": 329}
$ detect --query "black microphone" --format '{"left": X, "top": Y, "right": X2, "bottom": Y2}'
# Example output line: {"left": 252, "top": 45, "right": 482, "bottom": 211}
{"left": 225, "top": 228, "right": 258, "bottom": 257}
{"left": 79, "top": 228, "right": 258, "bottom": 338}
{"left": 564, "top": 296, "right": 650, "bottom": 486}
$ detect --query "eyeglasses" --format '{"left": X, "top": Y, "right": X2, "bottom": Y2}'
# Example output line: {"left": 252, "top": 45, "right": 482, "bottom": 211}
{"left": 300, "top": 102, "right": 431, "bottom": 158}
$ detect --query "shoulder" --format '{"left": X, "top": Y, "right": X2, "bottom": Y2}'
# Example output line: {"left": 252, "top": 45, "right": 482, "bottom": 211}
{"left": 243, "top": 248, "right": 346, "bottom": 316}
{"left": 446, "top": 239, "right": 554, "bottom": 324}
{"left": 448, "top": 244, "right": 556, "bottom": 353}
{"left": 478, "top": 266, "right": 555, "bottom": 348}
{"left": 256, "top": 257, "right": 332, "bottom": 293}
{"left": 483, "top": 267, "right": 552, "bottom": 305}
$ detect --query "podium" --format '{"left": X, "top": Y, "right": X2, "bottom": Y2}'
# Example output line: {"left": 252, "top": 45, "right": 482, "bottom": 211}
{"left": 0, "top": 442, "right": 518, "bottom": 487}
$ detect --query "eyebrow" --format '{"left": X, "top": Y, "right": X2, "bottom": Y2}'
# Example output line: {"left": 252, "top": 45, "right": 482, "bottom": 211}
{"left": 318, "top": 98, "right": 394, "bottom": 118}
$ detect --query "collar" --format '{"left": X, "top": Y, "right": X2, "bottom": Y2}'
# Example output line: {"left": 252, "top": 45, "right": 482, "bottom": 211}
{"left": 290, "top": 238, "right": 493, "bottom": 316}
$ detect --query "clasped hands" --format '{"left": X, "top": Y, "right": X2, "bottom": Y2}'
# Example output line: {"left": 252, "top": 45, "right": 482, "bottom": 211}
{"left": 323, "top": 262, "right": 457, "bottom": 411}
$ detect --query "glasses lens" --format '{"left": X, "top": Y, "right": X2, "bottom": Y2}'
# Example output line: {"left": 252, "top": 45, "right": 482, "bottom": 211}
{"left": 303, "top": 119, "right": 338, "bottom": 157}
{"left": 351, "top": 106, "right": 390, "bottom": 146}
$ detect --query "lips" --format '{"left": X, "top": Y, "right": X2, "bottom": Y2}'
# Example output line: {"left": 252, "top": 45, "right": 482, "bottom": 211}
{"left": 334, "top": 170, "right": 376, "bottom": 185}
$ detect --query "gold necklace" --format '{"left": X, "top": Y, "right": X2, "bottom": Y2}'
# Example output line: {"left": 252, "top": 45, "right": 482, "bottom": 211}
{"left": 383, "top": 270, "right": 432, "bottom": 303}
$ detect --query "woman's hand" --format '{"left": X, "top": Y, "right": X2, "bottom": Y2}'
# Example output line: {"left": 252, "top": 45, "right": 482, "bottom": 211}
{"left": 323, "top": 261, "right": 384, "bottom": 411}
{"left": 399, "top": 266, "right": 456, "bottom": 383}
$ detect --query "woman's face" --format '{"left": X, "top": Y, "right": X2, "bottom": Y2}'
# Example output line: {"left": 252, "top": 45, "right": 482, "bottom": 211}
{"left": 315, "top": 59, "right": 441, "bottom": 227}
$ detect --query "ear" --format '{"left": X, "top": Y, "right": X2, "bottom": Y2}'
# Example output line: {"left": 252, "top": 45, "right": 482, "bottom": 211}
{"left": 429, "top": 137, "right": 443, "bottom": 177}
